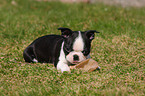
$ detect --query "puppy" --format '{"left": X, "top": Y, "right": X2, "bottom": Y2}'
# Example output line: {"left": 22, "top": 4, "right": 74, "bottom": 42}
{"left": 23, "top": 28, "right": 99, "bottom": 72}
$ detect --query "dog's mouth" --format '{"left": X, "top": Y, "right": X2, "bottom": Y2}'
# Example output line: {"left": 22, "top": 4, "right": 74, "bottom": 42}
{"left": 72, "top": 61, "right": 80, "bottom": 64}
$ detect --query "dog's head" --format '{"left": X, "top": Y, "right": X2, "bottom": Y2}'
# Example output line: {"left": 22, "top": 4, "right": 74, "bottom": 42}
{"left": 58, "top": 27, "right": 99, "bottom": 64}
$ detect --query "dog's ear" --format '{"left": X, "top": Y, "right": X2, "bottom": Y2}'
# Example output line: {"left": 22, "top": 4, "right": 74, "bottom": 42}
{"left": 85, "top": 30, "right": 99, "bottom": 40}
{"left": 58, "top": 27, "right": 72, "bottom": 38}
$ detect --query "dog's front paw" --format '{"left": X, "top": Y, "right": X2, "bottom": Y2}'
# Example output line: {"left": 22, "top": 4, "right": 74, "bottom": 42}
{"left": 61, "top": 67, "right": 70, "bottom": 73}
{"left": 57, "top": 62, "right": 70, "bottom": 73}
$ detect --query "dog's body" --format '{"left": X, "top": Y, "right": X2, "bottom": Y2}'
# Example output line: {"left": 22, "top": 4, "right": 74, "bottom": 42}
{"left": 23, "top": 28, "right": 99, "bottom": 72}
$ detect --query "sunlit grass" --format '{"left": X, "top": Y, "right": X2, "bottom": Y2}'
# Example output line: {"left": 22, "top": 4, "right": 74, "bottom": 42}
{"left": 0, "top": 0, "right": 145, "bottom": 95}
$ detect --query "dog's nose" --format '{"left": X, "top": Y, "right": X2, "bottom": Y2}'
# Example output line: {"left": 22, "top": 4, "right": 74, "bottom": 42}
{"left": 73, "top": 55, "right": 79, "bottom": 61}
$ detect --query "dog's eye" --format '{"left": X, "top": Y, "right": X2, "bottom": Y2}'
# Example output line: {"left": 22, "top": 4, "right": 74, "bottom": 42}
{"left": 82, "top": 50, "right": 89, "bottom": 56}
{"left": 65, "top": 48, "right": 71, "bottom": 52}
{"left": 64, "top": 46, "right": 72, "bottom": 53}
{"left": 82, "top": 48, "right": 90, "bottom": 56}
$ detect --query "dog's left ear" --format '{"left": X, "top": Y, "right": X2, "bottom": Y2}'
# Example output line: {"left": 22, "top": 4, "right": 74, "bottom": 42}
{"left": 85, "top": 30, "right": 100, "bottom": 40}
{"left": 58, "top": 27, "right": 72, "bottom": 38}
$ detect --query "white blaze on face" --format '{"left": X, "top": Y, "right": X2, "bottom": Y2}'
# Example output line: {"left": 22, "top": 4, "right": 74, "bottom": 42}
{"left": 73, "top": 31, "right": 84, "bottom": 51}
{"left": 66, "top": 31, "right": 86, "bottom": 64}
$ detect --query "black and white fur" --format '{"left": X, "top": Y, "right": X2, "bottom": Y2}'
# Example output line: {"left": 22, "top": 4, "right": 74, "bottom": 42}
{"left": 23, "top": 28, "right": 99, "bottom": 72}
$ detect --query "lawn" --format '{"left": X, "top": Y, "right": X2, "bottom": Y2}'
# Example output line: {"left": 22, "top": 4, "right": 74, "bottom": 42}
{"left": 0, "top": 0, "right": 145, "bottom": 95}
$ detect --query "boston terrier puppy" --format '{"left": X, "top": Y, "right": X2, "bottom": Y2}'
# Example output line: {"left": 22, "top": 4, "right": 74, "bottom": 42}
{"left": 23, "top": 28, "right": 99, "bottom": 72}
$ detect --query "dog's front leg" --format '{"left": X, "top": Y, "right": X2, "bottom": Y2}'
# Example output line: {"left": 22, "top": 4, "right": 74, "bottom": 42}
{"left": 56, "top": 42, "right": 70, "bottom": 73}
{"left": 57, "top": 61, "right": 70, "bottom": 73}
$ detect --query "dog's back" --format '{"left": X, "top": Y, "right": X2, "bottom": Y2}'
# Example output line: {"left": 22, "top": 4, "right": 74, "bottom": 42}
{"left": 23, "top": 35, "right": 63, "bottom": 63}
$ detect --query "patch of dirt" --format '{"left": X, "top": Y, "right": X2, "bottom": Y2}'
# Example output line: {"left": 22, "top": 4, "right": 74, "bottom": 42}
{"left": 93, "top": 0, "right": 145, "bottom": 7}
{"left": 36, "top": 0, "right": 145, "bottom": 7}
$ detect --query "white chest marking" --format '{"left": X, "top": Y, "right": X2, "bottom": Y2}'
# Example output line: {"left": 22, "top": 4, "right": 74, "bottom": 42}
{"left": 73, "top": 31, "right": 84, "bottom": 51}
{"left": 58, "top": 42, "right": 67, "bottom": 63}
{"left": 57, "top": 42, "right": 70, "bottom": 72}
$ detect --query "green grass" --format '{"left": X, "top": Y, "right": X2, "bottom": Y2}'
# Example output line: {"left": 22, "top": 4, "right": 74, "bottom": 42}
{"left": 0, "top": 0, "right": 145, "bottom": 95}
